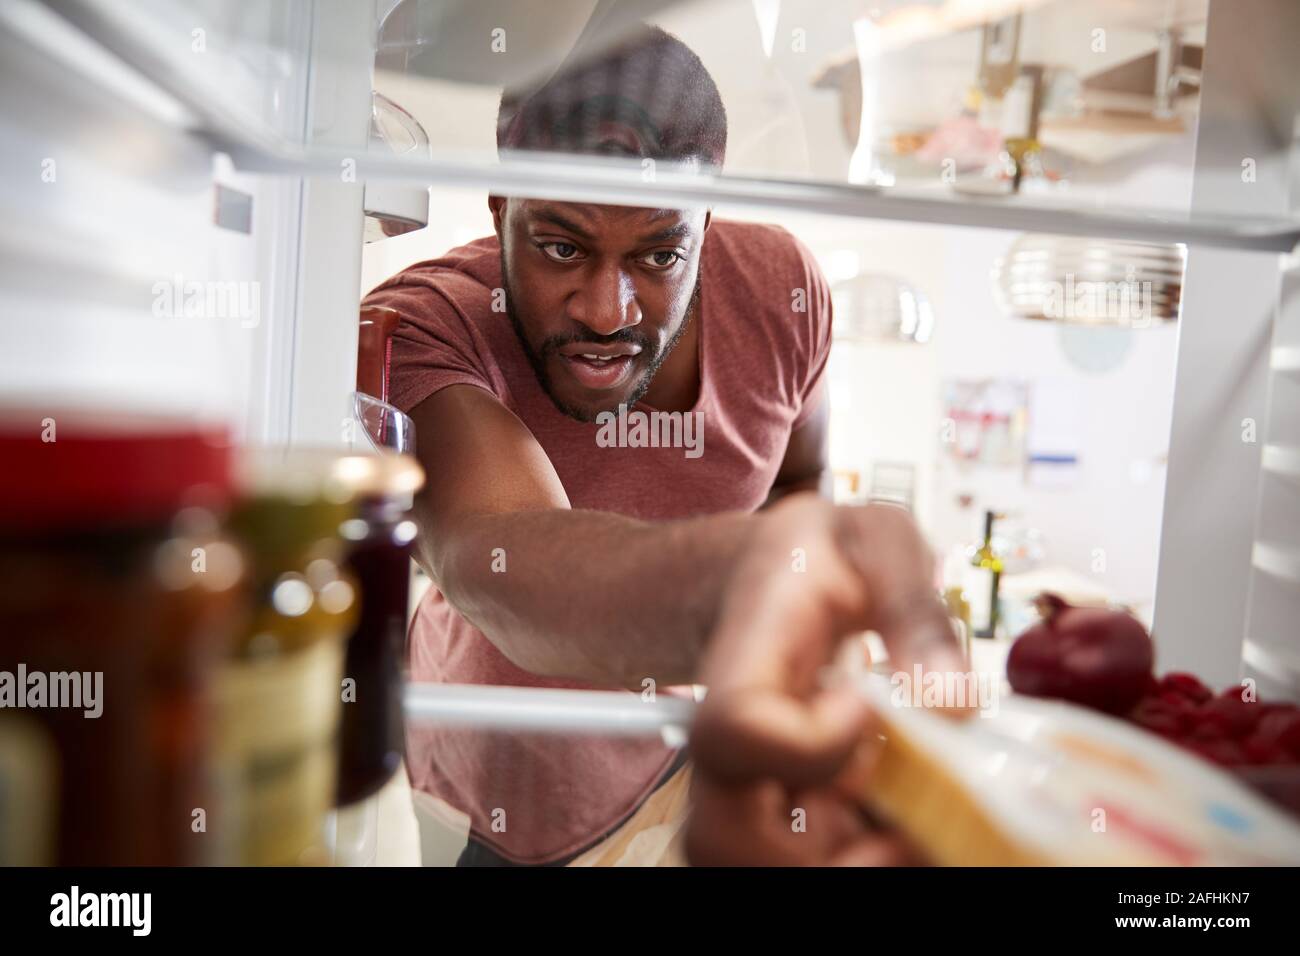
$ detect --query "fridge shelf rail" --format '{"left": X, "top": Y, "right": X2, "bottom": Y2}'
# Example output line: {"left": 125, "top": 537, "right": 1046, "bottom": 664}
{"left": 214, "top": 138, "right": 1300, "bottom": 254}
{"left": 1242, "top": 638, "right": 1300, "bottom": 689}
{"left": 1252, "top": 542, "right": 1300, "bottom": 585}
{"left": 402, "top": 682, "right": 697, "bottom": 740}
{"left": 1272, "top": 347, "right": 1300, "bottom": 374}
{"left": 1262, "top": 445, "right": 1300, "bottom": 482}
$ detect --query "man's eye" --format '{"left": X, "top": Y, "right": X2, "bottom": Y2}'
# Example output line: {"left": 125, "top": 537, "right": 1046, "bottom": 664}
{"left": 541, "top": 242, "right": 581, "bottom": 262}
{"left": 641, "top": 250, "right": 682, "bottom": 269}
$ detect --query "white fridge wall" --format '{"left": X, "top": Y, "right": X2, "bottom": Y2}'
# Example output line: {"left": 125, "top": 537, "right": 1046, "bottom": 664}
{"left": 0, "top": 0, "right": 375, "bottom": 448}
{"left": 1154, "top": 0, "right": 1300, "bottom": 689}
{"left": 0, "top": 0, "right": 314, "bottom": 441}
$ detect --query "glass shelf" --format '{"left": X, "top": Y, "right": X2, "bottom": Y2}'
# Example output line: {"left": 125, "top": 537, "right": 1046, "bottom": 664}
{"left": 233, "top": 144, "right": 1300, "bottom": 252}
{"left": 43, "top": 0, "right": 1300, "bottom": 252}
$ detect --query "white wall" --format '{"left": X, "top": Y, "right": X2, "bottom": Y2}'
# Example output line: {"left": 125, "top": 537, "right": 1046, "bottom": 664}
{"left": 742, "top": 212, "right": 1180, "bottom": 615}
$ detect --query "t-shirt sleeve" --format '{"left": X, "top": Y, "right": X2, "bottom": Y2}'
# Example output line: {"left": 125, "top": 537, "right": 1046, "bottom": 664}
{"left": 787, "top": 233, "right": 833, "bottom": 430}
{"left": 361, "top": 275, "right": 498, "bottom": 416}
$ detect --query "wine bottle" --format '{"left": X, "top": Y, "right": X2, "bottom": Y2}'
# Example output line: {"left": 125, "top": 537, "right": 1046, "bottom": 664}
{"left": 968, "top": 510, "right": 1003, "bottom": 639}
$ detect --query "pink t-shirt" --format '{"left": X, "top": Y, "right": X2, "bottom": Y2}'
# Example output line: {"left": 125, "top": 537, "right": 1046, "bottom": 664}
{"left": 363, "top": 219, "right": 832, "bottom": 863}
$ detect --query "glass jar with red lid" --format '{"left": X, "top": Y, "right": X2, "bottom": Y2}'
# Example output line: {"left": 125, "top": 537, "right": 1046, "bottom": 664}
{"left": 0, "top": 410, "right": 244, "bottom": 865}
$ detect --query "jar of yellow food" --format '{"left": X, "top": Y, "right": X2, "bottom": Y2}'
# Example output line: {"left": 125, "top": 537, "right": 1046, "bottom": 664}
{"left": 216, "top": 451, "right": 360, "bottom": 866}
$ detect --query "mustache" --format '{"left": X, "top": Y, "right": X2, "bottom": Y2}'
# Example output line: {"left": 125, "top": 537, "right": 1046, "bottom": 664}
{"left": 539, "top": 327, "right": 651, "bottom": 353}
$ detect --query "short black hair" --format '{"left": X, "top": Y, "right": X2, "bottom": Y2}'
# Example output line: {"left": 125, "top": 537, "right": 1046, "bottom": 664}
{"left": 496, "top": 24, "right": 727, "bottom": 169}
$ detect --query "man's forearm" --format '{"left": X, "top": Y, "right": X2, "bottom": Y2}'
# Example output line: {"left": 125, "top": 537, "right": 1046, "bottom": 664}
{"left": 418, "top": 508, "right": 759, "bottom": 687}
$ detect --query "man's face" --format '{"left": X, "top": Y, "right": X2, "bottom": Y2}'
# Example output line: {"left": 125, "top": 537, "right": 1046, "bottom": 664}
{"left": 492, "top": 197, "right": 709, "bottom": 422}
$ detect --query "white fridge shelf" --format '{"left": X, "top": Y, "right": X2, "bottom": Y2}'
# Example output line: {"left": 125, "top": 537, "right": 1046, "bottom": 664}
{"left": 37, "top": 0, "right": 1300, "bottom": 255}
{"left": 222, "top": 144, "right": 1300, "bottom": 254}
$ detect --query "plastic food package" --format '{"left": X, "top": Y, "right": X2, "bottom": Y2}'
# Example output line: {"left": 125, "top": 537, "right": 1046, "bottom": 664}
{"left": 856, "top": 675, "right": 1300, "bottom": 865}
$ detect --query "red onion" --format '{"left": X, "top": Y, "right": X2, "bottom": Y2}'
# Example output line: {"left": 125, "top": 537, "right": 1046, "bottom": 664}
{"left": 1007, "top": 593, "right": 1154, "bottom": 715}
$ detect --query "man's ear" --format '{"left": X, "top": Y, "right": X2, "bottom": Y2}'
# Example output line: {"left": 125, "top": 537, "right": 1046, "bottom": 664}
{"left": 488, "top": 195, "right": 508, "bottom": 238}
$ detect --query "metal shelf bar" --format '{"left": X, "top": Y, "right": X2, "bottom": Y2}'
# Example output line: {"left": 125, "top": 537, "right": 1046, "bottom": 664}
{"left": 220, "top": 141, "right": 1300, "bottom": 254}
{"left": 403, "top": 682, "right": 697, "bottom": 738}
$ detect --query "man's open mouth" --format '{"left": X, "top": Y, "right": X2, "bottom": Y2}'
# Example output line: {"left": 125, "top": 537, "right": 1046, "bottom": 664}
{"left": 556, "top": 344, "right": 642, "bottom": 391}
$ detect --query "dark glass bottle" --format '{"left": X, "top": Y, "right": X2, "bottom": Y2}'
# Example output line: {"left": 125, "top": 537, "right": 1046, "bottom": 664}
{"left": 333, "top": 455, "right": 422, "bottom": 806}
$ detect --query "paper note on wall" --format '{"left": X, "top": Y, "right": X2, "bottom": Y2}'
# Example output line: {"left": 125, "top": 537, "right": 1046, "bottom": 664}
{"left": 1027, "top": 379, "right": 1081, "bottom": 487}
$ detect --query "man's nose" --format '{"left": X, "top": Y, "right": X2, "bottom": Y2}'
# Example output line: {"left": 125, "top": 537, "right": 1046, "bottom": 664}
{"left": 569, "top": 264, "right": 642, "bottom": 336}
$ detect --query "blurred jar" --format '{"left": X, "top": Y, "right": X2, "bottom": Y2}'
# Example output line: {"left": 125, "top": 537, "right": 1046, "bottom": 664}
{"left": 0, "top": 411, "right": 243, "bottom": 865}
{"left": 331, "top": 453, "right": 423, "bottom": 807}
{"left": 219, "top": 451, "right": 359, "bottom": 866}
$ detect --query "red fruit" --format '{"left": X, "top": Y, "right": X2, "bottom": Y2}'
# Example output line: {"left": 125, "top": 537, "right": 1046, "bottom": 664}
{"left": 1256, "top": 711, "right": 1300, "bottom": 757}
{"left": 1130, "top": 699, "right": 1183, "bottom": 738}
{"left": 1242, "top": 734, "right": 1291, "bottom": 766}
{"left": 1007, "top": 594, "right": 1155, "bottom": 715}
{"left": 1190, "top": 738, "right": 1247, "bottom": 767}
{"left": 1198, "top": 696, "right": 1262, "bottom": 738}
{"left": 1159, "top": 672, "right": 1212, "bottom": 704}
{"left": 1188, "top": 715, "right": 1228, "bottom": 741}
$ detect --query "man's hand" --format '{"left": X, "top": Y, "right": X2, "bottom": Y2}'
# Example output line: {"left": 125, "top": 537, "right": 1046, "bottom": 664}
{"left": 685, "top": 495, "right": 966, "bottom": 866}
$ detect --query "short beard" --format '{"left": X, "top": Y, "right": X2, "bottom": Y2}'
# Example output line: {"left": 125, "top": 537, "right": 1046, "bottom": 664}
{"left": 500, "top": 249, "right": 700, "bottom": 423}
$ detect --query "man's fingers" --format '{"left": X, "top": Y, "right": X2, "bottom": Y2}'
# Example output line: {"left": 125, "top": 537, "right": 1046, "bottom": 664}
{"left": 876, "top": 591, "right": 965, "bottom": 673}
{"left": 830, "top": 505, "right": 969, "bottom": 689}
{"left": 685, "top": 777, "right": 914, "bottom": 867}
{"left": 686, "top": 779, "right": 874, "bottom": 866}
{"left": 690, "top": 685, "right": 871, "bottom": 786}
{"left": 686, "top": 779, "right": 805, "bottom": 866}
{"left": 829, "top": 724, "right": 886, "bottom": 799}
{"left": 828, "top": 835, "right": 918, "bottom": 867}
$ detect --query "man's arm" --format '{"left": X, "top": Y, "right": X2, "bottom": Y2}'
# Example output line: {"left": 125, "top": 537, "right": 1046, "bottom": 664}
{"left": 763, "top": 391, "right": 831, "bottom": 507}
{"left": 407, "top": 383, "right": 757, "bottom": 688}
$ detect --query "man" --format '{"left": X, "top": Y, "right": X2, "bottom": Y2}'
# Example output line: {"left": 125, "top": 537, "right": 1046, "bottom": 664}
{"left": 364, "top": 25, "right": 959, "bottom": 866}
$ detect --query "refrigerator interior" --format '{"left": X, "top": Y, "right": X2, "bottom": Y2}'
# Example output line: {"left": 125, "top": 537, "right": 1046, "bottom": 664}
{"left": 3, "top": 0, "right": 1300, "bottom": 865}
